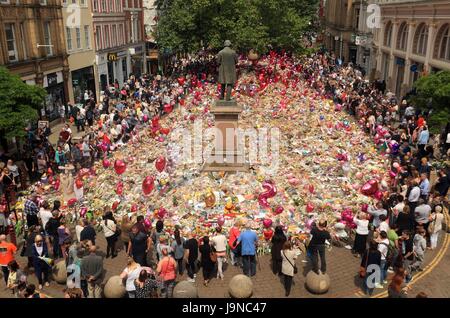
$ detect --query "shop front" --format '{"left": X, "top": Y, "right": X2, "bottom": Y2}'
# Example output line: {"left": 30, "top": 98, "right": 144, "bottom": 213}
{"left": 43, "top": 71, "right": 66, "bottom": 122}
{"left": 71, "top": 66, "right": 96, "bottom": 103}
{"left": 130, "top": 45, "right": 145, "bottom": 77}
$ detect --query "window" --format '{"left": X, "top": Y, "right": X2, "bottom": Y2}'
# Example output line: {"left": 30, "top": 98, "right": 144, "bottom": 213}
{"left": 104, "top": 25, "right": 110, "bottom": 48}
{"left": 80, "top": 0, "right": 86, "bottom": 6}
{"left": 40, "top": 0, "right": 47, "bottom": 4}
{"left": 119, "top": 24, "right": 124, "bottom": 46}
{"left": 20, "top": 23, "right": 27, "bottom": 60}
{"left": 4, "top": 23, "right": 18, "bottom": 62}
{"left": 76, "top": 27, "right": 81, "bottom": 48}
{"left": 384, "top": 22, "right": 392, "bottom": 47}
{"left": 71, "top": 0, "right": 76, "bottom": 4}
{"left": 84, "top": 25, "right": 90, "bottom": 49}
{"left": 101, "top": 0, "right": 106, "bottom": 12}
{"left": 115, "top": 0, "right": 120, "bottom": 11}
{"left": 95, "top": 25, "right": 102, "bottom": 50}
{"left": 438, "top": 24, "right": 450, "bottom": 61}
{"left": 62, "top": 0, "right": 67, "bottom": 5}
{"left": 414, "top": 23, "right": 428, "bottom": 56}
{"left": 397, "top": 22, "right": 408, "bottom": 51}
{"left": 66, "top": 27, "right": 72, "bottom": 51}
{"left": 112, "top": 24, "right": 117, "bottom": 47}
{"left": 43, "top": 22, "right": 53, "bottom": 56}
{"left": 93, "top": 0, "right": 98, "bottom": 11}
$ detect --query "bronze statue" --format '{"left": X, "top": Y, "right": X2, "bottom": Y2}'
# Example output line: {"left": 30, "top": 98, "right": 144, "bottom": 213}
{"left": 217, "top": 40, "right": 238, "bottom": 101}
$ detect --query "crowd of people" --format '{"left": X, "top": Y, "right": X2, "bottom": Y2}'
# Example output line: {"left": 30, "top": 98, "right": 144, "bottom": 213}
{"left": 0, "top": 49, "right": 448, "bottom": 299}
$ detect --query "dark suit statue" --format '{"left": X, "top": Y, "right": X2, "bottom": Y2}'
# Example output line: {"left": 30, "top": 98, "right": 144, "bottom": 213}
{"left": 217, "top": 40, "right": 238, "bottom": 101}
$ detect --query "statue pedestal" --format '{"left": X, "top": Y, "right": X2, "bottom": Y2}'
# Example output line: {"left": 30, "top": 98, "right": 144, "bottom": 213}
{"left": 202, "top": 100, "right": 248, "bottom": 173}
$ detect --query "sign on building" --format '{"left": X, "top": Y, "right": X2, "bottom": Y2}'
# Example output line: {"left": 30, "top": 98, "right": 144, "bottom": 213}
{"left": 107, "top": 53, "right": 118, "bottom": 61}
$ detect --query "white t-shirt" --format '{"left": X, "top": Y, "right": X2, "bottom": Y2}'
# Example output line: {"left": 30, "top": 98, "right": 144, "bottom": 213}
{"left": 393, "top": 202, "right": 405, "bottom": 214}
{"left": 211, "top": 234, "right": 228, "bottom": 252}
{"left": 379, "top": 221, "right": 390, "bottom": 234}
{"left": 378, "top": 238, "right": 390, "bottom": 260}
{"left": 39, "top": 208, "right": 53, "bottom": 230}
{"left": 75, "top": 225, "right": 84, "bottom": 242}
{"left": 353, "top": 217, "right": 369, "bottom": 235}
{"left": 101, "top": 219, "right": 116, "bottom": 238}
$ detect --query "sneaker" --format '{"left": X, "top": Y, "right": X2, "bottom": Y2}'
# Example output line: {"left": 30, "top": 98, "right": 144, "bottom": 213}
{"left": 45, "top": 282, "right": 50, "bottom": 287}
{"left": 382, "top": 280, "right": 388, "bottom": 285}
{"left": 344, "top": 245, "right": 352, "bottom": 250}
{"left": 374, "top": 283, "right": 384, "bottom": 289}
{"left": 193, "top": 274, "right": 197, "bottom": 278}
{"left": 387, "top": 268, "right": 394, "bottom": 273}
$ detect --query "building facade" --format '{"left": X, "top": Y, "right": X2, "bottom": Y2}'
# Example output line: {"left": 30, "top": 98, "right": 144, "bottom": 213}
{"left": 372, "top": 0, "right": 450, "bottom": 97}
{"left": 143, "top": 0, "right": 158, "bottom": 74}
{"left": 0, "top": 0, "right": 69, "bottom": 122}
{"left": 62, "top": 0, "right": 98, "bottom": 104}
{"left": 92, "top": 0, "right": 145, "bottom": 93}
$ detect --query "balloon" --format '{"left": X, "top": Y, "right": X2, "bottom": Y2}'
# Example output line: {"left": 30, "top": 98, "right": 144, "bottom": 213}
{"left": 80, "top": 207, "right": 87, "bottom": 218}
{"left": 112, "top": 201, "right": 120, "bottom": 211}
{"left": 355, "top": 172, "right": 363, "bottom": 179}
{"left": 217, "top": 216, "right": 225, "bottom": 226}
{"left": 393, "top": 162, "right": 400, "bottom": 169}
{"left": 47, "top": 168, "right": 53, "bottom": 175}
{"left": 204, "top": 191, "right": 216, "bottom": 208}
{"left": 274, "top": 206, "right": 284, "bottom": 215}
{"left": 164, "top": 104, "right": 173, "bottom": 114}
{"left": 131, "top": 204, "right": 138, "bottom": 212}
{"left": 306, "top": 218, "right": 315, "bottom": 230}
{"left": 177, "top": 77, "right": 185, "bottom": 86}
{"left": 361, "top": 179, "right": 378, "bottom": 196}
{"left": 308, "top": 184, "right": 315, "bottom": 194}
{"left": 116, "top": 181, "right": 124, "bottom": 195}
{"left": 75, "top": 178, "right": 83, "bottom": 189}
{"left": 158, "top": 136, "right": 164, "bottom": 142}
{"left": 144, "top": 218, "right": 152, "bottom": 228}
{"left": 179, "top": 99, "right": 185, "bottom": 106}
{"left": 263, "top": 219, "right": 272, "bottom": 228}
{"left": 374, "top": 191, "right": 384, "bottom": 201}
{"left": 155, "top": 156, "right": 166, "bottom": 172}
{"left": 157, "top": 208, "right": 167, "bottom": 218}
{"left": 143, "top": 114, "right": 149, "bottom": 122}
{"left": 288, "top": 178, "right": 300, "bottom": 186}
{"left": 281, "top": 89, "right": 286, "bottom": 96}
{"left": 361, "top": 204, "right": 368, "bottom": 212}
{"left": 263, "top": 229, "right": 274, "bottom": 240}
{"left": 67, "top": 198, "right": 77, "bottom": 207}
{"left": 306, "top": 202, "right": 314, "bottom": 213}
{"left": 151, "top": 116, "right": 160, "bottom": 127}
{"left": 160, "top": 127, "right": 170, "bottom": 135}
{"left": 114, "top": 160, "right": 127, "bottom": 175}
{"left": 142, "top": 176, "right": 155, "bottom": 195}
{"left": 258, "top": 180, "right": 277, "bottom": 208}
{"left": 54, "top": 179, "right": 60, "bottom": 191}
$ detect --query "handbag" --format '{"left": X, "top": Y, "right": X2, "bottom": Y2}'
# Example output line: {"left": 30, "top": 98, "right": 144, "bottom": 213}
{"left": 210, "top": 246, "right": 217, "bottom": 263}
{"left": 359, "top": 251, "right": 369, "bottom": 278}
{"left": 427, "top": 215, "right": 437, "bottom": 234}
{"left": 282, "top": 250, "right": 298, "bottom": 274}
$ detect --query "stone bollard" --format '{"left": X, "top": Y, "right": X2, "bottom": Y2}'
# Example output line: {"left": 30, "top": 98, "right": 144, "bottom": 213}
{"left": 305, "top": 271, "right": 330, "bottom": 294}
{"left": 53, "top": 260, "right": 67, "bottom": 284}
{"left": 228, "top": 274, "right": 253, "bottom": 298}
{"left": 103, "top": 275, "right": 126, "bottom": 298}
{"left": 173, "top": 281, "right": 198, "bottom": 298}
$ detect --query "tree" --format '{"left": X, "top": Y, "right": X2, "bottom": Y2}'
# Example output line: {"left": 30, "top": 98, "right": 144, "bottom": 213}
{"left": 410, "top": 71, "right": 450, "bottom": 134}
{"left": 154, "top": 0, "right": 320, "bottom": 54}
{"left": 0, "top": 67, "right": 46, "bottom": 139}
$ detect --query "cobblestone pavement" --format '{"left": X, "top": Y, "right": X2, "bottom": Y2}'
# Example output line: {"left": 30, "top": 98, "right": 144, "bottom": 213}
{"left": 0, "top": 227, "right": 448, "bottom": 298}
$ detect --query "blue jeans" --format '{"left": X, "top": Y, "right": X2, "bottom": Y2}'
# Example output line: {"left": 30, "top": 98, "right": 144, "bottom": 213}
{"left": 242, "top": 255, "right": 256, "bottom": 277}
{"left": 380, "top": 260, "right": 387, "bottom": 282}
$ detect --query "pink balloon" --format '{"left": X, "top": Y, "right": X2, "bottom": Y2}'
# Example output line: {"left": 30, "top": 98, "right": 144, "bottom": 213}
{"left": 144, "top": 218, "right": 152, "bottom": 228}
{"left": 361, "top": 204, "right": 368, "bottom": 212}
{"left": 263, "top": 219, "right": 272, "bottom": 228}
{"left": 217, "top": 216, "right": 225, "bottom": 226}
{"left": 389, "top": 170, "right": 397, "bottom": 179}
{"left": 306, "top": 202, "right": 314, "bottom": 213}
{"left": 374, "top": 191, "right": 384, "bottom": 201}
{"left": 80, "top": 207, "right": 87, "bottom": 218}
{"left": 102, "top": 159, "right": 111, "bottom": 168}
{"left": 258, "top": 180, "right": 277, "bottom": 208}
{"left": 274, "top": 206, "right": 284, "bottom": 215}
{"left": 157, "top": 207, "right": 167, "bottom": 218}
{"left": 143, "top": 114, "right": 149, "bottom": 122}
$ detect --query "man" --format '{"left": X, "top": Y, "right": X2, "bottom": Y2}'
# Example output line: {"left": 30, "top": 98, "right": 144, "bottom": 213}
{"left": 417, "top": 126, "right": 429, "bottom": 157}
{"left": 0, "top": 234, "right": 17, "bottom": 285}
{"left": 308, "top": 220, "right": 332, "bottom": 275}
{"left": 434, "top": 169, "right": 449, "bottom": 197}
{"left": 24, "top": 195, "right": 40, "bottom": 227}
{"left": 376, "top": 231, "right": 390, "bottom": 287}
{"left": 411, "top": 230, "right": 427, "bottom": 272}
{"left": 408, "top": 180, "right": 421, "bottom": 215}
{"left": 236, "top": 221, "right": 258, "bottom": 277}
{"left": 45, "top": 211, "right": 62, "bottom": 258}
{"left": 71, "top": 142, "right": 83, "bottom": 169}
{"left": 81, "top": 139, "right": 91, "bottom": 168}
{"left": 228, "top": 221, "right": 241, "bottom": 267}
{"left": 414, "top": 199, "right": 431, "bottom": 231}
{"left": 399, "top": 230, "right": 414, "bottom": 283}
{"left": 184, "top": 232, "right": 199, "bottom": 283}
{"left": 134, "top": 215, "right": 148, "bottom": 235}
{"left": 419, "top": 173, "right": 430, "bottom": 201}
{"left": 367, "top": 202, "right": 388, "bottom": 229}
{"left": 80, "top": 245, "right": 103, "bottom": 298}
{"left": 80, "top": 219, "right": 96, "bottom": 245}
{"left": 127, "top": 225, "right": 150, "bottom": 266}
{"left": 217, "top": 40, "right": 238, "bottom": 101}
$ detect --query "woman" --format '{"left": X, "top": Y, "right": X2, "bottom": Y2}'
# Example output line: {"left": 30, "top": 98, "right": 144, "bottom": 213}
{"left": 134, "top": 269, "right": 159, "bottom": 298}
{"left": 171, "top": 229, "right": 185, "bottom": 275}
{"left": 0, "top": 167, "right": 16, "bottom": 206}
{"left": 281, "top": 241, "right": 297, "bottom": 297}
{"left": 151, "top": 220, "right": 165, "bottom": 261}
{"left": 429, "top": 205, "right": 444, "bottom": 250}
{"left": 271, "top": 226, "right": 287, "bottom": 275}
{"left": 75, "top": 219, "right": 84, "bottom": 243}
{"left": 23, "top": 226, "right": 40, "bottom": 269}
{"left": 156, "top": 247, "right": 177, "bottom": 298}
{"left": 6, "top": 160, "right": 20, "bottom": 185}
{"left": 121, "top": 214, "right": 134, "bottom": 253}
{"left": 120, "top": 257, "right": 141, "bottom": 298}
{"left": 395, "top": 205, "right": 414, "bottom": 235}
{"left": 211, "top": 227, "right": 228, "bottom": 280}
{"left": 57, "top": 219, "right": 71, "bottom": 256}
{"left": 101, "top": 211, "right": 118, "bottom": 258}
{"left": 6, "top": 260, "right": 26, "bottom": 297}
{"left": 353, "top": 212, "right": 369, "bottom": 256}
{"left": 199, "top": 236, "right": 215, "bottom": 287}
{"left": 388, "top": 268, "right": 408, "bottom": 298}
{"left": 32, "top": 235, "right": 51, "bottom": 290}
{"left": 360, "top": 240, "right": 381, "bottom": 296}
{"left": 55, "top": 146, "right": 67, "bottom": 167}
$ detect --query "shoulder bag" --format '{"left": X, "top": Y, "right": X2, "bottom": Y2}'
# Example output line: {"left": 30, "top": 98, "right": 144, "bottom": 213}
{"left": 282, "top": 250, "right": 298, "bottom": 274}
{"left": 210, "top": 246, "right": 217, "bottom": 263}
{"left": 359, "top": 251, "right": 369, "bottom": 278}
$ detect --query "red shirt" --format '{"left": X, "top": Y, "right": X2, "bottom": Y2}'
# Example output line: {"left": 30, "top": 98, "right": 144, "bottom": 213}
{"left": 417, "top": 117, "right": 424, "bottom": 128}
{"left": 228, "top": 227, "right": 240, "bottom": 250}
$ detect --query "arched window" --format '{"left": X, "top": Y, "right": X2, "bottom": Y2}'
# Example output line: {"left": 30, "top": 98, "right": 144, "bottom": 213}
{"left": 436, "top": 24, "right": 450, "bottom": 60}
{"left": 414, "top": 23, "right": 428, "bottom": 56}
{"left": 384, "top": 21, "right": 393, "bottom": 47}
{"left": 397, "top": 22, "right": 408, "bottom": 51}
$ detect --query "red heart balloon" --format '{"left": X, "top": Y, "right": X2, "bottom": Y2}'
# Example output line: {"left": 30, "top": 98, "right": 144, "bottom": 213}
{"left": 374, "top": 191, "right": 384, "bottom": 201}
{"left": 102, "top": 159, "right": 111, "bottom": 168}
{"left": 75, "top": 178, "right": 83, "bottom": 189}
{"left": 151, "top": 116, "right": 160, "bottom": 128}
{"left": 263, "top": 219, "right": 273, "bottom": 228}
{"left": 116, "top": 181, "right": 124, "bottom": 195}
{"left": 131, "top": 204, "right": 138, "bottom": 212}
{"left": 67, "top": 198, "right": 77, "bottom": 207}
{"left": 263, "top": 229, "right": 274, "bottom": 240}
{"left": 54, "top": 179, "right": 60, "bottom": 191}
{"left": 177, "top": 77, "right": 185, "bottom": 86}
{"left": 155, "top": 156, "right": 166, "bottom": 172}
{"left": 179, "top": 99, "right": 185, "bottom": 106}
{"left": 142, "top": 176, "right": 155, "bottom": 195}
{"left": 160, "top": 127, "right": 170, "bottom": 135}
{"left": 308, "top": 184, "right": 315, "bottom": 194}
{"left": 306, "top": 202, "right": 315, "bottom": 213}
{"left": 114, "top": 160, "right": 127, "bottom": 175}
{"left": 274, "top": 206, "right": 284, "bottom": 215}
{"left": 164, "top": 104, "right": 173, "bottom": 114}
{"left": 361, "top": 179, "right": 378, "bottom": 196}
